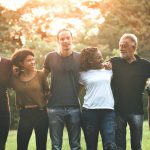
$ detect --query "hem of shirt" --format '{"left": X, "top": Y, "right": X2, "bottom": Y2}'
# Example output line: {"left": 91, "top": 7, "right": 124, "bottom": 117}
{"left": 82, "top": 106, "right": 114, "bottom": 110}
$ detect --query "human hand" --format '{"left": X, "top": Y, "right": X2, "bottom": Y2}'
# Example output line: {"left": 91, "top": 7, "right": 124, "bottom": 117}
{"left": 103, "top": 61, "right": 112, "bottom": 70}
{"left": 13, "top": 66, "right": 20, "bottom": 76}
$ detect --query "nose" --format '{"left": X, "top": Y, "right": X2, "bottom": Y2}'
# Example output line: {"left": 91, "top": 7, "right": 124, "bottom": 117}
{"left": 64, "top": 39, "right": 68, "bottom": 43}
{"left": 31, "top": 59, "right": 35, "bottom": 65}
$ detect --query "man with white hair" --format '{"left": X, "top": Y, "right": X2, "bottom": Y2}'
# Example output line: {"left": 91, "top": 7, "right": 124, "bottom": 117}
{"left": 111, "top": 33, "right": 150, "bottom": 150}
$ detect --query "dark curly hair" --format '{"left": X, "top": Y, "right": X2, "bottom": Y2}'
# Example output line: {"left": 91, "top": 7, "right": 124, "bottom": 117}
{"left": 11, "top": 48, "right": 34, "bottom": 69}
{"left": 80, "top": 47, "right": 100, "bottom": 71}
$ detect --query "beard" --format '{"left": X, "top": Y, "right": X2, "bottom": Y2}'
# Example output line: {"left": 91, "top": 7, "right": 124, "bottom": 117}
{"left": 120, "top": 53, "right": 127, "bottom": 59}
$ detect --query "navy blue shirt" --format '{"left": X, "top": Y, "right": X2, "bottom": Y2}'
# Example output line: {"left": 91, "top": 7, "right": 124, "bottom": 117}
{"left": 44, "top": 51, "right": 80, "bottom": 107}
{"left": 111, "top": 55, "right": 150, "bottom": 114}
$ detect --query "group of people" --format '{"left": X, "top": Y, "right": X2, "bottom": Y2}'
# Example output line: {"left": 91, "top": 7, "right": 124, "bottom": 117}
{"left": 0, "top": 28, "right": 150, "bottom": 150}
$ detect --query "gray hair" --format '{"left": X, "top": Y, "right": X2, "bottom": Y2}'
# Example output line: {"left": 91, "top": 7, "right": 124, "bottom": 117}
{"left": 119, "top": 33, "right": 138, "bottom": 48}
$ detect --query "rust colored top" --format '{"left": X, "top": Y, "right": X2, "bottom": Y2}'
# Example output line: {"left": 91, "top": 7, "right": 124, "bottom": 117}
{"left": 11, "top": 70, "right": 49, "bottom": 109}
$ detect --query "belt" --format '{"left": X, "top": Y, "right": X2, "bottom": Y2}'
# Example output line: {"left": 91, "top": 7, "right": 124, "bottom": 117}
{"left": 21, "top": 105, "right": 47, "bottom": 111}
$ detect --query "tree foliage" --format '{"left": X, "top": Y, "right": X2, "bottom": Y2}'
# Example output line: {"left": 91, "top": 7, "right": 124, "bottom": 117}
{"left": 1, "top": 0, "right": 150, "bottom": 53}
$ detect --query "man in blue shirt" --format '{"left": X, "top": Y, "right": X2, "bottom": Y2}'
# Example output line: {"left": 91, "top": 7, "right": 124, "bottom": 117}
{"left": 43, "top": 29, "right": 81, "bottom": 150}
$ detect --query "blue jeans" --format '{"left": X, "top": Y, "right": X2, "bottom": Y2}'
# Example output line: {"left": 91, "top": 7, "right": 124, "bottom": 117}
{"left": 115, "top": 113, "right": 143, "bottom": 150}
{"left": 81, "top": 108, "right": 116, "bottom": 150}
{"left": 47, "top": 107, "right": 81, "bottom": 150}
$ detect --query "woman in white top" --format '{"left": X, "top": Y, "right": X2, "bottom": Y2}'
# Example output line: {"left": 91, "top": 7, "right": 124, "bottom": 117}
{"left": 80, "top": 47, "right": 116, "bottom": 150}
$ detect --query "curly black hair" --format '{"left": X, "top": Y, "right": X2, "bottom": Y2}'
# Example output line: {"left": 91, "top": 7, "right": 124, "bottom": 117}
{"left": 11, "top": 48, "right": 34, "bottom": 69}
{"left": 80, "top": 47, "right": 99, "bottom": 71}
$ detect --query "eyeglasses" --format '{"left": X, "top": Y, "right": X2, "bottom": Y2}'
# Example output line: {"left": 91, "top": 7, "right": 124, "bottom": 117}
{"left": 119, "top": 42, "right": 135, "bottom": 48}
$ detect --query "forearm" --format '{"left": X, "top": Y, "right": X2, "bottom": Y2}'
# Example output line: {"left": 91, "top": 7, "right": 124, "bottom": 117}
{"left": 42, "top": 68, "right": 50, "bottom": 78}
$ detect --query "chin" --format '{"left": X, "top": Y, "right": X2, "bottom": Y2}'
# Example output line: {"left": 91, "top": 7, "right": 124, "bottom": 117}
{"left": 64, "top": 48, "right": 71, "bottom": 51}
{"left": 120, "top": 53, "right": 126, "bottom": 58}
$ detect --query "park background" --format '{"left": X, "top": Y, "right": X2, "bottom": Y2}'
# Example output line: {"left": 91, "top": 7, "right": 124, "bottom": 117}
{"left": 0, "top": 0, "right": 150, "bottom": 149}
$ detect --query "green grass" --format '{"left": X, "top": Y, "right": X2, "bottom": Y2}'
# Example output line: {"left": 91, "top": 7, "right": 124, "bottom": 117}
{"left": 6, "top": 121, "right": 150, "bottom": 150}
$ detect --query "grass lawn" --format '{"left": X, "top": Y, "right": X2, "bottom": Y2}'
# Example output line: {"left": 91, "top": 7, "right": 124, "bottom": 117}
{"left": 6, "top": 121, "right": 150, "bottom": 150}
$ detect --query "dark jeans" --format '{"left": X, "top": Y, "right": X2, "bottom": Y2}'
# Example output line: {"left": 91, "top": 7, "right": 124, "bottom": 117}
{"left": 47, "top": 107, "right": 81, "bottom": 150}
{"left": 81, "top": 108, "right": 116, "bottom": 150}
{"left": 115, "top": 113, "right": 143, "bottom": 150}
{"left": 0, "top": 112, "right": 10, "bottom": 150}
{"left": 17, "top": 108, "right": 48, "bottom": 150}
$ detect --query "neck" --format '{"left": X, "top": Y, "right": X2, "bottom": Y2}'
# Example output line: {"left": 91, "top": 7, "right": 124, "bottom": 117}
{"left": 125, "top": 55, "right": 136, "bottom": 63}
{"left": 21, "top": 69, "right": 36, "bottom": 76}
{"left": 59, "top": 49, "right": 72, "bottom": 57}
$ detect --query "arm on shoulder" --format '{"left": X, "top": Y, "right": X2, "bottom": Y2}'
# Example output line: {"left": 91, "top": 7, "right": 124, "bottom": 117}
{"left": 103, "top": 61, "right": 112, "bottom": 70}
{"left": 42, "top": 68, "right": 50, "bottom": 77}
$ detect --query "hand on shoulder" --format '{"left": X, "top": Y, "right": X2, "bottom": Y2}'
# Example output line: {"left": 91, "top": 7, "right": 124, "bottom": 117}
{"left": 103, "top": 61, "right": 112, "bottom": 70}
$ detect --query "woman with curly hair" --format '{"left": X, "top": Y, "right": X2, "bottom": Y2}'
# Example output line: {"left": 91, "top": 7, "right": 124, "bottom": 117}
{"left": 80, "top": 47, "right": 116, "bottom": 150}
{"left": 10, "top": 49, "right": 49, "bottom": 150}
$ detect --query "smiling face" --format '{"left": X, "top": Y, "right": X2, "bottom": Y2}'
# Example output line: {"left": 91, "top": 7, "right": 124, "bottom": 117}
{"left": 119, "top": 37, "right": 136, "bottom": 60}
{"left": 91, "top": 50, "right": 103, "bottom": 66}
{"left": 88, "top": 49, "right": 104, "bottom": 69}
{"left": 20, "top": 55, "right": 35, "bottom": 71}
{"left": 57, "top": 30, "right": 73, "bottom": 52}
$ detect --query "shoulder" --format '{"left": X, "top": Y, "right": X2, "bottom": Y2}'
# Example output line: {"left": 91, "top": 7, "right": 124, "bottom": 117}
{"left": 110, "top": 57, "right": 121, "bottom": 64}
{"left": 110, "top": 56, "right": 120, "bottom": 61}
{"left": 44, "top": 51, "right": 59, "bottom": 66}
{"left": 10, "top": 75, "right": 19, "bottom": 87}
{"left": 72, "top": 51, "right": 81, "bottom": 61}
{"left": 73, "top": 51, "right": 80, "bottom": 55}
{"left": 2, "top": 57, "right": 12, "bottom": 65}
{"left": 73, "top": 51, "right": 80, "bottom": 56}
{"left": 45, "top": 51, "right": 57, "bottom": 59}
{"left": 1, "top": 57, "right": 13, "bottom": 73}
{"left": 138, "top": 57, "right": 150, "bottom": 64}
{"left": 36, "top": 70, "right": 45, "bottom": 78}
{"left": 136, "top": 55, "right": 150, "bottom": 68}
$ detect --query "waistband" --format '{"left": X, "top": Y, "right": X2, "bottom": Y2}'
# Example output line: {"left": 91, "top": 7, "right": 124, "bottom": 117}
{"left": 48, "top": 106, "right": 80, "bottom": 109}
{"left": 20, "top": 105, "right": 47, "bottom": 111}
